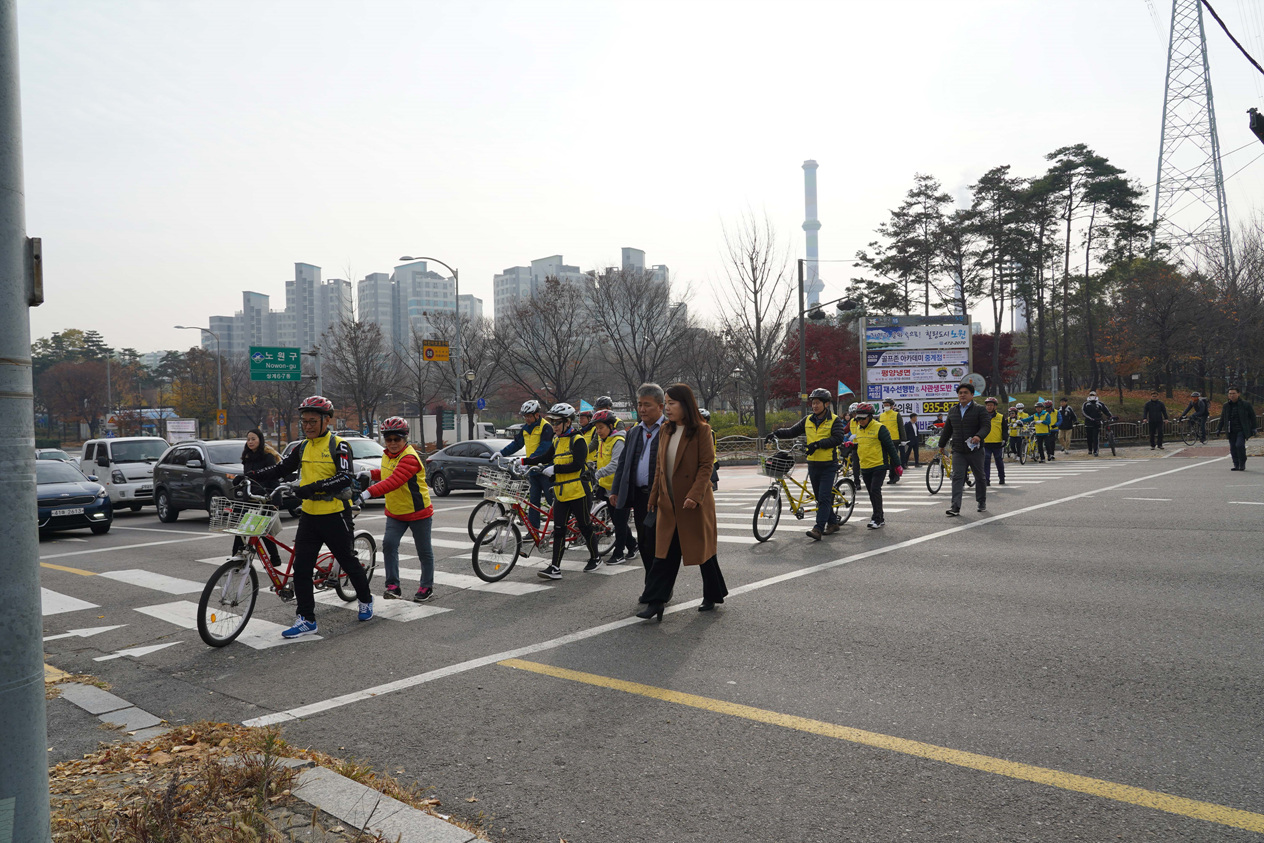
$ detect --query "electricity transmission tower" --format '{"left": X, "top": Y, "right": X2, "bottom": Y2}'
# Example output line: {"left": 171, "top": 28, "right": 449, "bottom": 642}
{"left": 1152, "top": 0, "right": 1234, "bottom": 274}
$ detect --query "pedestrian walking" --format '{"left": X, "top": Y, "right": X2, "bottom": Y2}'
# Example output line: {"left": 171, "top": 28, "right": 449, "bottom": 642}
{"left": 903, "top": 412, "right": 921, "bottom": 467}
{"left": 850, "top": 403, "right": 900, "bottom": 530}
{"left": 981, "top": 397, "right": 1008, "bottom": 485}
{"left": 770, "top": 387, "right": 847, "bottom": 540}
{"left": 357, "top": 417, "right": 435, "bottom": 602}
{"left": 1178, "top": 391, "right": 1211, "bottom": 444}
{"left": 879, "top": 398, "right": 905, "bottom": 485}
{"left": 1141, "top": 391, "right": 1169, "bottom": 450}
{"left": 231, "top": 428, "right": 283, "bottom": 570}
{"left": 1056, "top": 398, "right": 1076, "bottom": 454}
{"left": 609, "top": 383, "right": 665, "bottom": 583}
{"left": 591, "top": 409, "right": 635, "bottom": 563}
{"left": 638, "top": 383, "right": 727, "bottom": 621}
{"left": 938, "top": 383, "right": 988, "bottom": 516}
{"left": 1081, "top": 392, "right": 1113, "bottom": 457}
{"left": 1220, "top": 387, "right": 1257, "bottom": 471}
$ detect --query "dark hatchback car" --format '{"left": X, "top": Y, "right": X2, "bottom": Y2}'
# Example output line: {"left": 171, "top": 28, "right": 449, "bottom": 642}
{"left": 37, "top": 460, "right": 113, "bottom": 535}
{"left": 424, "top": 438, "right": 512, "bottom": 496}
{"left": 152, "top": 440, "right": 249, "bottom": 522}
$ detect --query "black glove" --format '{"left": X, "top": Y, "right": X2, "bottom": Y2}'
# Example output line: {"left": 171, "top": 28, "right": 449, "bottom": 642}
{"left": 765, "top": 435, "right": 777, "bottom": 446}
{"left": 805, "top": 442, "right": 818, "bottom": 454}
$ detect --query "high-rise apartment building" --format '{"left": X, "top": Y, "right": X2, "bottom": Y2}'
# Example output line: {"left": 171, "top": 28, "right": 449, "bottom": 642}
{"left": 203, "top": 263, "right": 351, "bottom": 357}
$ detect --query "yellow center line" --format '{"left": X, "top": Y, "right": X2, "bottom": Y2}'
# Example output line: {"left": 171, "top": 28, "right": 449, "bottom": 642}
{"left": 44, "top": 663, "right": 69, "bottom": 683}
{"left": 499, "top": 658, "right": 1264, "bottom": 834}
{"left": 40, "top": 562, "right": 97, "bottom": 577}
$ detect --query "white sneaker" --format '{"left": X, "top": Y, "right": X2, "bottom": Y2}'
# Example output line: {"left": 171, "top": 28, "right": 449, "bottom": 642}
{"left": 866, "top": 519, "right": 884, "bottom": 530}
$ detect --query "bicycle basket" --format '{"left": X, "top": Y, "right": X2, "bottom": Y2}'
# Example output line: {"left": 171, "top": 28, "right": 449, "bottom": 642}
{"left": 500, "top": 478, "right": 532, "bottom": 504}
{"left": 209, "top": 497, "right": 281, "bottom": 537}
{"left": 760, "top": 450, "right": 796, "bottom": 478}
{"left": 476, "top": 466, "right": 510, "bottom": 490}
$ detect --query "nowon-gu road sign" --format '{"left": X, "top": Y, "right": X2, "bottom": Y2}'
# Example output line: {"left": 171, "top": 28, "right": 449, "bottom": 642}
{"left": 249, "top": 346, "right": 302, "bottom": 381}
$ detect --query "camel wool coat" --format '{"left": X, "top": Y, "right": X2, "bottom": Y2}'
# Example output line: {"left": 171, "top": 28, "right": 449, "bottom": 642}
{"left": 648, "top": 421, "right": 718, "bottom": 565}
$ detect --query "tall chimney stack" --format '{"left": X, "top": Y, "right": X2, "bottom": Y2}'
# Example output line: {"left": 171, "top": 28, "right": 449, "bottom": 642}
{"left": 802, "top": 160, "right": 824, "bottom": 306}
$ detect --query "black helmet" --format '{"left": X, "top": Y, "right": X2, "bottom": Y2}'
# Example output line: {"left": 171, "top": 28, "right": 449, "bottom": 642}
{"left": 808, "top": 388, "right": 832, "bottom": 403}
{"left": 594, "top": 396, "right": 614, "bottom": 410}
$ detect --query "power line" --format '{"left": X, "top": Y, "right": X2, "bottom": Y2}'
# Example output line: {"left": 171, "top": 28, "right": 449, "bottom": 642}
{"left": 1201, "top": 0, "right": 1264, "bottom": 77}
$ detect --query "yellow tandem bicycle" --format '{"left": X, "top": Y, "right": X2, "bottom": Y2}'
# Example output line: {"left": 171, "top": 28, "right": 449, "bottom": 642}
{"left": 752, "top": 439, "right": 857, "bottom": 541}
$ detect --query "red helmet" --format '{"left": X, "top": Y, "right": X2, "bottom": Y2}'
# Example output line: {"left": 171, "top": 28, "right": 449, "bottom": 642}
{"left": 298, "top": 395, "right": 334, "bottom": 416}
{"left": 855, "top": 402, "right": 875, "bottom": 417}
{"left": 591, "top": 409, "right": 618, "bottom": 427}
{"left": 380, "top": 416, "right": 409, "bottom": 436}
{"left": 985, "top": 396, "right": 998, "bottom": 404}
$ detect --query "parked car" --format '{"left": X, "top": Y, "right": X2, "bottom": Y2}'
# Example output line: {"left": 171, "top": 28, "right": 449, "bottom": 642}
{"left": 36, "top": 448, "right": 75, "bottom": 462}
{"left": 77, "top": 436, "right": 169, "bottom": 512}
{"left": 36, "top": 460, "right": 112, "bottom": 535}
{"left": 333, "top": 429, "right": 369, "bottom": 439}
{"left": 425, "top": 438, "right": 512, "bottom": 496}
{"left": 151, "top": 440, "right": 250, "bottom": 522}
{"left": 281, "top": 436, "right": 385, "bottom": 490}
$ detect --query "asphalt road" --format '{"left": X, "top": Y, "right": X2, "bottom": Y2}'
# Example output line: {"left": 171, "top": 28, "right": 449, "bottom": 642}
{"left": 41, "top": 447, "right": 1264, "bottom": 841}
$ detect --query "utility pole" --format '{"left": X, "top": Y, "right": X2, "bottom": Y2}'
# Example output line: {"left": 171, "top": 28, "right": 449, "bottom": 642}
{"left": 0, "top": 0, "right": 53, "bottom": 838}
{"left": 797, "top": 258, "right": 807, "bottom": 419}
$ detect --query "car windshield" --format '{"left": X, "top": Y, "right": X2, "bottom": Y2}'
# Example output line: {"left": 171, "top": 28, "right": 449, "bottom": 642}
{"left": 205, "top": 443, "right": 246, "bottom": 464}
{"left": 37, "top": 462, "right": 88, "bottom": 484}
{"left": 38, "top": 450, "right": 70, "bottom": 460}
{"left": 347, "top": 439, "right": 384, "bottom": 459}
{"left": 110, "top": 440, "right": 169, "bottom": 463}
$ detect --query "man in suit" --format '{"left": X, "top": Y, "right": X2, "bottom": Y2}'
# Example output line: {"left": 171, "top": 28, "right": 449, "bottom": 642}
{"left": 609, "top": 382, "right": 665, "bottom": 581}
{"left": 902, "top": 412, "right": 921, "bottom": 467}
{"left": 937, "top": 382, "right": 989, "bottom": 516}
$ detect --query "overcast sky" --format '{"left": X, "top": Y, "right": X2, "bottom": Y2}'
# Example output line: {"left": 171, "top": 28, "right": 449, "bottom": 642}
{"left": 19, "top": 0, "right": 1264, "bottom": 354}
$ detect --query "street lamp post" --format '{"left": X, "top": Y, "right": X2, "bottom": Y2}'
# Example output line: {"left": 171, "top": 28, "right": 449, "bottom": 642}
{"left": 400, "top": 255, "right": 462, "bottom": 441}
{"left": 795, "top": 258, "right": 861, "bottom": 413}
{"left": 175, "top": 325, "right": 222, "bottom": 439}
{"left": 464, "top": 369, "right": 476, "bottom": 439}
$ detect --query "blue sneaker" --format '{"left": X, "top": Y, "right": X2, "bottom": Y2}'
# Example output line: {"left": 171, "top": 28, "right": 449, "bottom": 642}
{"left": 358, "top": 599, "right": 374, "bottom": 621}
{"left": 281, "top": 616, "right": 318, "bottom": 639}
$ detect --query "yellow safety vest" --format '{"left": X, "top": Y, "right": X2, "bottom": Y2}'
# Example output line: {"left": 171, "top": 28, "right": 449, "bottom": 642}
{"left": 299, "top": 432, "right": 347, "bottom": 516}
{"left": 595, "top": 432, "right": 624, "bottom": 491}
{"left": 984, "top": 412, "right": 1004, "bottom": 444}
{"left": 853, "top": 421, "right": 888, "bottom": 470}
{"left": 380, "top": 444, "right": 431, "bottom": 517}
{"left": 848, "top": 418, "right": 859, "bottom": 436}
{"left": 1031, "top": 410, "right": 1050, "bottom": 435}
{"left": 805, "top": 412, "right": 839, "bottom": 462}
{"left": 552, "top": 429, "right": 587, "bottom": 502}
{"left": 1008, "top": 415, "right": 1021, "bottom": 436}
{"left": 523, "top": 418, "right": 549, "bottom": 457}
{"left": 880, "top": 409, "right": 901, "bottom": 443}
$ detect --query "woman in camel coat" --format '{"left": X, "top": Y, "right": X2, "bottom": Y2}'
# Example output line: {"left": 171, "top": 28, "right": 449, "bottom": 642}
{"left": 637, "top": 383, "right": 728, "bottom": 621}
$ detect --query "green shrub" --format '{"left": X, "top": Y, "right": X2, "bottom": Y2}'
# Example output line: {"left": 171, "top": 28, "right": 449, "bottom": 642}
{"left": 35, "top": 438, "right": 62, "bottom": 449}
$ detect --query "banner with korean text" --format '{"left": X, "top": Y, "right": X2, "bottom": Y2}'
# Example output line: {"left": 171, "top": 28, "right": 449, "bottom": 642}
{"left": 861, "top": 315, "right": 972, "bottom": 432}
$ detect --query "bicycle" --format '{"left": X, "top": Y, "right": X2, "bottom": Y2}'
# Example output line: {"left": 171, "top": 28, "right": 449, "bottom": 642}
{"left": 197, "top": 480, "right": 377, "bottom": 647}
{"left": 752, "top": 438, "right": 856, "bottom": 542}
{"left": 468, "top": 463, "right": 515, "bottom": 540}
{"left": 1024, "top": 425, "right": 1043, "bottom": 463}
{"left": 1177, "top": 416, "right": 1219, "bottom": 446}
{"left": 471, "top": 463, "right": 615, "bottom": 582}
{"left": 925, "top": 448, "right": 978, "bottom": 495}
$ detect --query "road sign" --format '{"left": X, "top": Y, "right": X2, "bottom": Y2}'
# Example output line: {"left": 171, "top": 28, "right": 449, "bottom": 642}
{"left": 421, "top": 340, "right": 450, "bottom": 362}
{"left": 440, "top": 409, "right": 455, "bottom": 430}
{"left": 476, "top": 397, "right": 487, "bottom": 411}
{"left": 249, "top": 346, "right": 302, "bottom": 381}
{"left": 215, "top": 409, "right": 227, "bottom": 426}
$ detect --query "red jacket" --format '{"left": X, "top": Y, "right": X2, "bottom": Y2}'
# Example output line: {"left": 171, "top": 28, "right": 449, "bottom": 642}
{"left": 367, "top": 454, "right": 433, "bottom": 521}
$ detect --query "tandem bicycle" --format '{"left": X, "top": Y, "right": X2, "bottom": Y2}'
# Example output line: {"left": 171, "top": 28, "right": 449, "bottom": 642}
{"left": 752, "top": 438, "right": 856, "bottom": 541}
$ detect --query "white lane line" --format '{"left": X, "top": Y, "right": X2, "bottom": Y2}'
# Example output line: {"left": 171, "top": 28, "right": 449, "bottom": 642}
{"left": 246, "top": 457, "right": 1225, "bottom": 728}
{"left": 111, "top": 526, "right": 207, "bottom": 535}
{"left": 99, "top": 569, "right": 205, "bottom": 594}
{"left": 40, "top": 534, "right": 223, "bottom": 560}
{"left": 1122, "top": 497, "right": 1172, "bottom": 502}
{"left": 94, "top": 641, "right": 182, "bottom": 662}
{"left": 312, "top": 591, "right": 450, "bottom": 621}
{"left": 135, "top": 600, "right": 322, "bottom": 648}
{"left": 1228, "top": 501, "right": 1264, "bottom": 505}
{"left": 41, "top": 588, "right": 99, "bottom": 616}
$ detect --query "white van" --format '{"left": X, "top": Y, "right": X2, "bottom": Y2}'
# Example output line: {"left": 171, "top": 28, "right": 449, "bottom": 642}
{"left": 78, "top": 437, "right": 170, "bottom": 511}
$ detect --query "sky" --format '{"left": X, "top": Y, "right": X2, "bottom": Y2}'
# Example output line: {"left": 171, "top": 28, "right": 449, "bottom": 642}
{"left": 18, "top": 0, "right": 1264, "bottom": 354}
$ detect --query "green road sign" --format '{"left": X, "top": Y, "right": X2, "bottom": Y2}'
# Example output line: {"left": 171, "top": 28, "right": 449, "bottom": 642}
{"left": 440, "top": 409, "right": 455, "bottom": 431}
{"left": 249, "top": 346, "right": 302, "bottom": 381}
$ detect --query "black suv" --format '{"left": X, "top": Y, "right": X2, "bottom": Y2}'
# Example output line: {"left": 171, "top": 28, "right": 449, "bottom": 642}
{"left": 152, "top": 440, "right": 248, "bottom": 522}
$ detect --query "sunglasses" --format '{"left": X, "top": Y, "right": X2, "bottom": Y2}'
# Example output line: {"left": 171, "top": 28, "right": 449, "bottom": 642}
{"left": 383, "top": 435, "right": 405, "bottom": 442}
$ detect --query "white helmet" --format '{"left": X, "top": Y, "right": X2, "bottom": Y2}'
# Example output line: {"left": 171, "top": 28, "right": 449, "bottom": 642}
{"left": 1015, "top": 402, "right": 1025, "bottom": 409}
{"left": 848, "top": 402, "right": 859, "bottom": 414}
{"left": 546, "top": 402, "right": 576, "bottom": 420}
{"left": 520, "top": 400, "right": 541, "bottom": 415}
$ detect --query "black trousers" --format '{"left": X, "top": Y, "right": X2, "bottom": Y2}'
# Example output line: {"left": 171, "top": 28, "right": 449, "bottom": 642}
{"left": 1039, "top": 435, "right": 1054, "bottom": 460}
{"left": 1229, "top": 431, "right": 1248, "bottom": 468}
{"left": 642, "top": 529, "right": 727, "bottom": 606}
{"left": 860, "top": 467, "right": 885, "bottom": 524}
{"left": 550, "top": 495, "right": 595, "bottom": 566}
{"left": 807, "top": 461, "right": 838, "bottom": 529}
{"left": 1147, "top": 422, "right": 1164, "bottom": 448}
{"left": 293, "top": 509, "right": 371, "bottom": 622}
{"left": 1085, "top": 426, "right": 1100, "bottom": 455}
{"left": 632, "top": 486, "right": 657, "bottom": 578}
{"left": 950, "top": 448, "right": 986, "bottom": 510}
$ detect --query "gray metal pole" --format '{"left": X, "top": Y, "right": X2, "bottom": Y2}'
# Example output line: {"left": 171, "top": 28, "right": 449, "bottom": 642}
{"left": 0, "top": 0, "right": 53, "bottom": 837}
{"left": 454, "top": 267, "right": 461, "bottom": 442}
{"left": 215, "top": 334, "right": 222, "bottom": 439}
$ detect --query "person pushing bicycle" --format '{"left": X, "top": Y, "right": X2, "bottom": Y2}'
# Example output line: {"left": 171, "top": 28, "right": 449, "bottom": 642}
{"left": 246, "top": 395, "right": 374, "bottom": 638}
{"left": 769, "top": 388, "right": 849, "bottom": 540}
{"left": 521, "top": 402, "right": 602, "bottom": 579}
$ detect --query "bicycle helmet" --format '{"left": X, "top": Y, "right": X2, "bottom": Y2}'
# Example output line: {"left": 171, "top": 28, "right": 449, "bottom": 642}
{"left": 520, "top": 399, "right": 542, "bottom": 415}
{"left": 591, "top": 409, "right": 618, "bottom": 427}
{"left": 1190, "top": 391, "right": 1200, "bottom": 397}
{"left": 379, "top": 416, "right": 409, "bottom": 436}
{"left": 546, "top": 402, "right": 576, "bottom": 420}
{"left": 298, "top": 395, "right": 335, "bottom": 416}
{"left": 854, "top": 402, "right": 875, "bottom": 417}
{"left": 808, "top": 387, "right": 832, "bottom": 402}
{"left": 848, "top": 402, "right": 859, "bottom": 414}
{"left": 984, "top": 396, "right": 998, "bottom": 405}
{"left": 594, "top": 396, "right": 614, "bottom": 410}
{"left": 1015, "top": 402, "right": 1025, "bottom": 410}
{"left": 698, "top": 408, "right": 711, "bottom": 421}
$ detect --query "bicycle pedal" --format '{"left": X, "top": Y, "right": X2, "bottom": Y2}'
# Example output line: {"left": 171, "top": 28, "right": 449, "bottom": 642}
{"left": 275, "top": 587, "right": 295, "bottom": 603}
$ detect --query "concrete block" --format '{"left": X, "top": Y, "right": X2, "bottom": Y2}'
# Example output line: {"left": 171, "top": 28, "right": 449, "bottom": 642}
{"left": 57, "top": 682, "right": 132, "bottom": 715}
{"left": 98, "top": 707, "right": 162, "bottom": 732}
{"left": 129, "top": 726, "right": 172, "bottom": 743}
{"left": 292, "top": 766, "right": 476, "bottom": 843}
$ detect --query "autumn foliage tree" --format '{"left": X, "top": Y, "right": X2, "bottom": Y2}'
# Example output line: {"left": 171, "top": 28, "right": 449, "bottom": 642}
{"left": 770, "top": 321, "right": 862, "bottom": 409}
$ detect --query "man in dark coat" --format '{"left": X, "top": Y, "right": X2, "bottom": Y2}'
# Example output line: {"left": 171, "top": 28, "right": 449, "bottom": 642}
{"left": 609, "top": 383, "right": 665, "bottom": 579}
{"left": 1141, "top": 391, "right": 1169, "bottom": 450}
{"left": 1220, "top": 387, "right": 1257, "bottom": 471}
{"left": 902, "top": 412, "right": 921, "bottom": 467}
{"left": 937, "top": 383, "right": 989, "bottom": 516}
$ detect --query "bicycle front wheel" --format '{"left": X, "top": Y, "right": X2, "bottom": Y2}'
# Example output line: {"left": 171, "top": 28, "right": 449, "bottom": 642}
{"left": 467, "top": 499, "right": 506, "bottom": 542}
{"left": 334, "top": 531, "right": 377, "bottom": 601}
{"left": 473, "top": 519, "right": 522, "bottom": 582}
{"left": 752, "top": 488, "right": 782, "bottom": 542}
{"left": 926, "top": 458, "right": 944, "bottom": 494}
{"left": 197, "top": 557, "right": 259, "bottom": 647}
{"left": 832, "top": 477, "right": 856, "bottom": 525}
{"left": 590, "top": 501, "right": 616, "bottom": 557}
{"left": 1182, "top": 422, "right": 1197, "bottom": 446}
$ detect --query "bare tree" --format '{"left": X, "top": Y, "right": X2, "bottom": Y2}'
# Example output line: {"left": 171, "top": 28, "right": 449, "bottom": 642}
{"left": 678, "top": 324, "right": 736, "bottom": 412}
{"left": 322, "top": 318, "right": 392, "bottom": 431}
{"left": 428, "top": 311, "right": 504, "bottom": 439}
{"left": 585, "top": 266, "right": 693, "bottom": 401}
{"left": 491, "top": 276, "right": 603, "bottom": 405}
{"left": 718, "top": 213, "right": 792, "bottom": 437}
{"left": 265, "top": 377, "right": 312, "bottom": 447}
{"left": 396, "top": 322, "right": 450, "bottom": 451}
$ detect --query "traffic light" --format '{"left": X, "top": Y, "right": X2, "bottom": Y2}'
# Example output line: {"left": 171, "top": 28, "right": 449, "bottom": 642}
{"left": 1251, "top": 109, "right": 1264, "bottom": 147}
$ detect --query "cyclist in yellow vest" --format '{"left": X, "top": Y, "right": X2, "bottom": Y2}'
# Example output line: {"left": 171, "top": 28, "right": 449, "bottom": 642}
{"left": 1020, "top": 401, "right": 1053, "bottom": 463}
{"left": 522, "top": 402, "right": 601, "bottom": 579}
{"left": 879, "top": 398, "right": 905, "bottom": 485}
{"left": 844, "top": 401, "right": 862, "bottom": 486}
{"left": 770, "top": 388, "right": 848, "bottom": 540}
{"left": 981, "top": 397, "right": 1010, "bottom": 486}
{"left": 498, "top": 400, "right": 555, "bottom": 531}
{"left": 851, "top": 403, "right": 901, "bottom": 530}
{"left": 248, "top": 395, "right": 373, "bottom": 638}
{"left": 591, "top": 409, "right": 636, "bottom": 564}
{"left": 357, "top": 417, "right": 435, "bottom": 602}
{"left": 1008, "top": 404, "right": 1025, "bottom": 459}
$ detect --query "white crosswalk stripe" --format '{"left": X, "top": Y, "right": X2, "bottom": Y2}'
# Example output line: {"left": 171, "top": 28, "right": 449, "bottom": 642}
{"left": 41, "top": 588, "right": 98, "bottom": 616}
{"left": 99, "top": 569, "right": 204, "bottom": 594}
{"left": 312, "top": 590, "right": 450, "bottom": 620}
{"left": 135, "top": 600, "right": 322, "bottom": 648}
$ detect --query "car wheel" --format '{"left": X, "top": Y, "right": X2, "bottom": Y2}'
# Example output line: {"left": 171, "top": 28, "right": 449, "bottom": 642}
{"left": 156, "top": 489, "right": 180, "bottom": 523}
{"left": 90, "top": 521, "right": 111, "bottom": 535}
{"left": 128, "top": 503, "right": 143, "bottom": 512}
{"left": 430, "top": 471, "right": 450, "bottom": 497}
